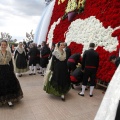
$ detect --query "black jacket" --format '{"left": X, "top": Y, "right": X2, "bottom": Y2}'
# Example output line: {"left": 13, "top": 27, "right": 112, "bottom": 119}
{"left": 82, "top": 49, "right": 99, "bottom": 70}
{"left": 41, "top": 45, "right": 50, "bottom": 57}
{"left": 68, "top": 53, "right": 81, "bottom": 64}
{"left": 28, "top": 47, "right": 40, "bottom": 58}
{"left": 65, "top": 47, "right": 71, "bottom": 60}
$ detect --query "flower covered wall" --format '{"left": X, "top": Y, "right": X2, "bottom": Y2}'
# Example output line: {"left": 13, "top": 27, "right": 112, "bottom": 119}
{"left": 46, "top": 0, "right": 120, "bottom": 82}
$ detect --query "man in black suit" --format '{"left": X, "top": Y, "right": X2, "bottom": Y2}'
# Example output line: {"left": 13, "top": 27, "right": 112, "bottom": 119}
{"left": 28, "top": 43, "right": 40, "bottom": 75}
{"left": 78, "top": 43, "right": 99, "bottom": 97}
{"left": 40, "top": 41, "right": 50, "bottom": 76}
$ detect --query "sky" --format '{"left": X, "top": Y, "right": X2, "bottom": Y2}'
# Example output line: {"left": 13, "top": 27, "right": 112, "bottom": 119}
{"left": 0, "top": 0, "right": 45, "bottom": 42}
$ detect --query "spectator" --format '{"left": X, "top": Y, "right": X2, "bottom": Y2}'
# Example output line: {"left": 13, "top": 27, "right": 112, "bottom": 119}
{"left": 109, "top": 55, "right": 120, "bottom": 68}
{"left": 28, "top": 43, "right": 40, "bottom": 75}
{"left": 14, "top": 42, "right": 29, "bottom": 77}
{"left": 40, "top": 41, "right": 50, "bottom": 76}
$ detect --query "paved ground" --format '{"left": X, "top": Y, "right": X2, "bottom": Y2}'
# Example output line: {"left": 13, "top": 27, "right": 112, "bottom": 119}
{"left": 0, "top": 71, "right": 104, "bottom": 120}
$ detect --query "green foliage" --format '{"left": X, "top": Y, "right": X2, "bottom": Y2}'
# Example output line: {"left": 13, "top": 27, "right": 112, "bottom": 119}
{"left": 9, "top": 42, "right": 18, "bottom": 47}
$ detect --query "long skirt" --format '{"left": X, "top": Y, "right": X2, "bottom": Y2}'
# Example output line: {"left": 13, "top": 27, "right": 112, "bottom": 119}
{"left": 15, "top": 54, "right": 29, "bottom": 73}
{"left": 40, "top": 57, "right": 49, "bottom": 68}
{"left": 0, "top": 65, "right": 23, "bottom": 104}
{"left": 44, "top": 60, "right": 71, "bottom": 96}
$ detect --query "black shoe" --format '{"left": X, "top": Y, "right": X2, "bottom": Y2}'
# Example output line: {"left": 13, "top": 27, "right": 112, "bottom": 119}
{"left": 7, "top": 102, "right": 14, "bottom": 107}
{"left": 41, "top": 74, "right": 44, "bottom": 76}
{"left": 18, "top": 74, "right": 22, "bottom": 77}
{"left": 61, "top": 97, "right": 65, "bottom": 101}
{"left": 75, "top": 83, "right": 80, "bottom": 86}
{"left": 78, "top": 93, "right": 84, "bottom": 96}
{"left": 38, "top": 72, "right": 42, "bottom": 74}
{"left": 33, "top": 73, "right": 36, "bottom": 75}
{"left": 29, "top": 73, "right": 33, "bottom": 75}
{"left": 89, "top": 95, "right": 93, "bottom": 97}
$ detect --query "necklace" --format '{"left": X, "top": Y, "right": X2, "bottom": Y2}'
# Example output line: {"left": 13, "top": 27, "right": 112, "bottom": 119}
{"left": 1, "top": 51, "right": 7, "bottom": 64}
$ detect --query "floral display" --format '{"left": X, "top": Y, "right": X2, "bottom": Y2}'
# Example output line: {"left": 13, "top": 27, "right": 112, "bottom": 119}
{"left": 62, "top": 0, "right": 86, "bottom": 20}
{"left": 58, "top": 0, "right": 65, "bottom": 5}
{"left": 65, "top": 16, "right": 118, "bottom": 54}
{"left": 46, "top": 0, "right": 120, "bottom": 82}
{"left": 65, "top": 0, "right": 77, "bottom": 13}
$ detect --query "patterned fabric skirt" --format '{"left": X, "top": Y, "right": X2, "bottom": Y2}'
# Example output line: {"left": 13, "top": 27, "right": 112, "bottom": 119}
{"left": 0, "top": 65, "right": 23, "bottom": 104}
{"left": 15, "top": 55, "right": 29, "bottom": 73}
{"left": 44, "top": 60, "right": 71, "bottom": 96}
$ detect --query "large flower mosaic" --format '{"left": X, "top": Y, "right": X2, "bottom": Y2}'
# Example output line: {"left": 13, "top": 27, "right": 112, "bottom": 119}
{"left": 46, "top": 0, "right": 120, "bottom": 82}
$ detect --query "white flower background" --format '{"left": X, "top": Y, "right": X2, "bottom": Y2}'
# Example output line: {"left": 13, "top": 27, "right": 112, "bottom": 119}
{"left": 47, "top": 18, "right": 61, "bottom": 47}
{"left": 47, "top": 16, "right": 120, "bottom": 55}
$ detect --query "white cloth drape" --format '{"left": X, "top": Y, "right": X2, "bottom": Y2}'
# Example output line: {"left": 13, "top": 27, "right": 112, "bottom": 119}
{"left": 94, "top": 65, "right": 120, "bottom": 120}
{"left": 34, "top": 0, "right": 55, "bottom": 45}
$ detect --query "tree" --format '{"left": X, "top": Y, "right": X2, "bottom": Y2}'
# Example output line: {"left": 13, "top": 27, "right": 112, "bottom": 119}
{"left": 0, "top": 32, "right": 18, "bottom": 46}
{"left": 1, "top": 32, "right": 12, "bottom": 41}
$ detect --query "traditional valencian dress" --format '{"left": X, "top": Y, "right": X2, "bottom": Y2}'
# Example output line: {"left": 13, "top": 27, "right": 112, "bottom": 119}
{"left": 14, "top": 47, "right": 29, "bottom": 74}
{"left": 0, "top": 50, "right": 23, "bottom": 104}
{"left": 44, "top": 49, "right": 71, "bottom": 96}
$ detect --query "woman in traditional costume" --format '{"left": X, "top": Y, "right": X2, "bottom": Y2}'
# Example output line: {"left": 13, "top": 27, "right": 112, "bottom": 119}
{"left": 0, "top": 40, "right": 23, "bottom": 107}
{"left": 14, "top": 42, "right": 29, "bottom": 77}
{"left": 44, "top": 41, "right": 71, "bottom": 101}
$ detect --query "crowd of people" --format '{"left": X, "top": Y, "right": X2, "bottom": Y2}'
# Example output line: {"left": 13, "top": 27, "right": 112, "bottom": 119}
{"left": 0, "top": 39, "right": 119, "bottom": 107}
{"left": 11, "top": 40, "right": 51, "bottom": 77}
{"left": 44, "top": 42, "right": 99, "bottom": 101}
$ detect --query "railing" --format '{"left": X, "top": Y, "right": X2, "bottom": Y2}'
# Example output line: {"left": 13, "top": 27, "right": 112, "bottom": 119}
{"left": 96, "top": 79, "right": 108, "bottom": 89}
